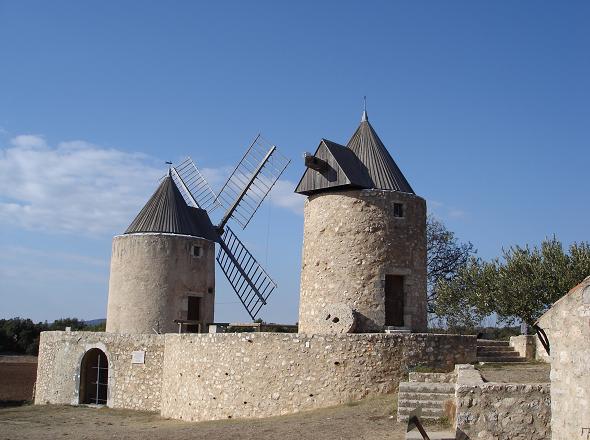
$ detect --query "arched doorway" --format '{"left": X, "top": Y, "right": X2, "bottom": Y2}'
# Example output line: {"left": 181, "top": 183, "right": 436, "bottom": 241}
{"left": 79, "top": 348, "right": 109, "bottom": 405}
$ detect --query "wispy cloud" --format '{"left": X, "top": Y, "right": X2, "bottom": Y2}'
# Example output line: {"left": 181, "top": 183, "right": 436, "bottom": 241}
{"left": 427, "top": 199, "right": 468, "bottom": 221}
{"left": 269, "top": 179, "right": 304, "bottom": 215}
{"left": 0, "top": 134, "right": 300, "bottom": 236}
{"left": 0, "top": 135, "right": 163, "bottom": 235}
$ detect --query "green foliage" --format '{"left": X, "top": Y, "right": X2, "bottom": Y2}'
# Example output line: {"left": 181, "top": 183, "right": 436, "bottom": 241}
{"left": 85, "top": 321, "right": 106, "bottom": 332}
{"left": 49, "top": 318, "right": 87, "bottom": 331}
{"left": 0, "top": 318, "right": 47, "bottom": 355}
{"left": 435, "top": 237, "right": 590, "bottom": 329}
{"left": 427, "top": 216, "right": 476, "bottom": 313}
{"left": 0, "top": 317, "right": 105, "bottom": 355}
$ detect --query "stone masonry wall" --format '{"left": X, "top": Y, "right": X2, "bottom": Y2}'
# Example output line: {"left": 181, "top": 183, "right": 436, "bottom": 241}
{"left": 106, "top": 233, "right": 215, "bottom": 335}
{"left": 455, "top": 365, "right": 551, "bottom": 440}
{"left": 35, "top": 331, "right": 164, "bottom": 411}
{"left": 35, "top": 332, "right": 475, "bottom": 420}
{"left": 537, "top": 276, "right": 590, "bottom": 440}
{"left": 299, "top": 189, "right": 427, "bottom": 333}
{"left": 160, "top": 333, "right": 476, "bottom": 421}
{"left": 510, "top": 335, "right": 537, "bottom": 360}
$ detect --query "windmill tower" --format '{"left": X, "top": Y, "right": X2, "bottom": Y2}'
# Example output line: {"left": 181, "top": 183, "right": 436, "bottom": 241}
{"left": 295, "top": 109, "right": 427, "bottom": 334}
{"left": 106, "top": 136, "right": 290, "bottom": 334}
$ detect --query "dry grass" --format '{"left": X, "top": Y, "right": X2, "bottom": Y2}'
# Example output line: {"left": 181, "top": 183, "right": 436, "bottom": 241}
{"left": 476, "top": 362, "right": 550, "bottom": 383}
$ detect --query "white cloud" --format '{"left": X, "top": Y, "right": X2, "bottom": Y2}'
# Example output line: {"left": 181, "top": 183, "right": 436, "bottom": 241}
{"left": 0, "top": 135, "right": 164, "bottom": 235}
{"left": 269, "top": 179, "right": 304, "bottom": 215}
{"left": 0, "top": 134, "right": 300, "bottom": 236}
{"left": 426, "top": 198, "right": 467, "bottom": 221}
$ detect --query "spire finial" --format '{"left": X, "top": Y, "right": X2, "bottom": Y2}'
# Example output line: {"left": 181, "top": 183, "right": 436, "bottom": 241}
{"left": 361, "top": 96, "right": 368, "bottom": 122}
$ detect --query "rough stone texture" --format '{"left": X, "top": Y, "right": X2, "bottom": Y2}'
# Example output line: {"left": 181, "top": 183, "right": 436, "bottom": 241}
{"left": 510, "top": 335, "right": 537, "bottom": 360}
{"left": 408, "top": 371, "right": 456, "bottom": 383}
{"left": 34, "top": 331, "right": 164, "bottom": 411}
{"left": 35, "top": 331, "right": 476, "bottom": 421}
{"left": 106, "top": 233, "right": 215, "bottom": 334}
{"left": 537, "top": 276, "right": 590, "bottom": 440}
{"left": 160, "top": 333, "right": 475, "bottom": 421}
{"left": 312, "top": 303, "right": 357, "bottom": 333}
{"left": 299, "top": 189, "right": 427, "bottom": 333}
{"left": 455, "top": 365, "right": 551, "bottom": 440}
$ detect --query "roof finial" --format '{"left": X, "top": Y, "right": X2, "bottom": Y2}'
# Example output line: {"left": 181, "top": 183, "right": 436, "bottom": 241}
{"left": 361, "top": 96, "right": 368, "bottom": 122}
{"left": 165, "top": 161, "right": 173, "bottom": 176}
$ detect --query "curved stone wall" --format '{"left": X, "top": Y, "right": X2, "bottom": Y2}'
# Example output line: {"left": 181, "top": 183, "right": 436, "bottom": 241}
{"left": 160, "top": 332, "right": 475, "bottom": 421}
{"left": 106, "top": 233, "right": 215, "bottom": 334}
{"left": 35, "top": 332, "right": 476, "bottom": 421}
{"left": 298, "top": 189, "right": 427, "bottom": 333}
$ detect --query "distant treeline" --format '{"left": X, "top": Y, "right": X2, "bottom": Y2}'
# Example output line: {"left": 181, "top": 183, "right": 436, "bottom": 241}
{"left": 0, "top": 317, "right": 105, "bottom": 355}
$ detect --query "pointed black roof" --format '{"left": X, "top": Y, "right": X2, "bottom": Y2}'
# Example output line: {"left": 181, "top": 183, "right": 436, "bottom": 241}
{"left": 125, "top": 174, "right": 218, "bottom": 241}
{"left": 346, "top": 112, "right": 414, "bottom": 193}
{"left": 295, "top": 111, "right": 415, "bottom": 195}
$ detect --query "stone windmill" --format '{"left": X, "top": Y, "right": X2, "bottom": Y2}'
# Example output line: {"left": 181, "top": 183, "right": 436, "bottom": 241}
{"left": 295, "top": 109, "right": 427, "bottom": 334}
{"left": 106, "top": 135, "right": 290, "bottom": 334}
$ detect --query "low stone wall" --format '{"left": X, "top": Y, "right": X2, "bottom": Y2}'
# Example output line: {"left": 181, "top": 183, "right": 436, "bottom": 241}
{"left": 160, "top": 332, "right": 476, "bottom": 421}
{"left": 508, "top": 334, "right": 551, "bottom": 362}
{"left": 35, "top": 331, "right": 476, "bottom": 421}
{"left": 34, "top": 331, "right": 164, "bottom": 411}
{"left": 509, "top": 335, "right": 537, "bottom": 360}
{"left": 408, "top": 372, "right": 456, "bottom": 383}
{"left": 454, "top": 365, "right": 551, "bottom": 440}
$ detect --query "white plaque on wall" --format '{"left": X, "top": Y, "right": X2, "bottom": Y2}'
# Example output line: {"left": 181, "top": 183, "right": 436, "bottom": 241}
{"left": 131, "top": 350, "right": 145, "bottom": 364}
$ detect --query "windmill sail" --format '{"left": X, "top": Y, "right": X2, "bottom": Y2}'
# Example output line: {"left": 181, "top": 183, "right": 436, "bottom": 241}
{"left": 216, "top": 226, "right": 277, "bottom": 320}
{"left": 216, "top": 135, "right": 290, "bottom": 229}
{"left": 171, "top": 157, "right": 220, "bottom": 212}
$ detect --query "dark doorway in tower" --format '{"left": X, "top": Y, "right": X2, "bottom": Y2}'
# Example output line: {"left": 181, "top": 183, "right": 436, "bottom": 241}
{"left": 79, "top": 348, "right": 108, "bottom": 405}
{"left": 385, "top": 275, "right": 404, "bottom": 326}
{"left": 187, "top": 296, "right": 201, "bottom": 332}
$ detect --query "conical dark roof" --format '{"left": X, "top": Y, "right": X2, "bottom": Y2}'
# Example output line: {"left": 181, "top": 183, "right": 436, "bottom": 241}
{"left": 346, "top": 113, "right": 414, "bottom": 194}
{"left": 125, "top": 175, "right": 218, "bottom": 240}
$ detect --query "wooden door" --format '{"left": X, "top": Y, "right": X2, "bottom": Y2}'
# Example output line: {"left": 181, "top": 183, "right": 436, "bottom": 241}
{"left": 384, "top": 275, "right": 404, "bottom": 326}
{"left": 186, "top": 296, "right": 201, "bottom": 332}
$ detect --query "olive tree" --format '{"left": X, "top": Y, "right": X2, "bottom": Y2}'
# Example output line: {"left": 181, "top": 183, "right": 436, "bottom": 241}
{"left": 435, "top": 237, "right": 590, "bottom": 339}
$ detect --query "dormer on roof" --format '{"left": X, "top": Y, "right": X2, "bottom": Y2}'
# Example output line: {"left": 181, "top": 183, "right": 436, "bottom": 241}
{"left": 295, "top": 111, "right": 415, "bottom": 195}
{"left": 295, "top": 139, "right": 372, "bottom": 195}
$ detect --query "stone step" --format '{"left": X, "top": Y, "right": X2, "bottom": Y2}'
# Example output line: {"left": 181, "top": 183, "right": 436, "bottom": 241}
{"left": 477, "top": 339, "right": 509, "bottom": 346}
{"left": 477, "top": 350, "right": 519, "bottom": 357}
{"left": 399, "top": 399, "right": 453, "bottom": 409}
{"left": 477, "top": 345, "right": 515, "bottom": 353}
{"left": 476, "top": 356, "right": 528, "bottom": 363}
{"left": 398, "top": 392, "right": 454, "bottom": 402}
{"left": 406, "top": 431, "right": 456, "bottom": 440}
{"left": 385, "top": 326, "right": 412, "bottom": 334}
{"left": 398, "top": 414, "right": 446, "bottom": 422}
{"left": 399, "top": 382, "right": 455, "bottom": 394}
{"left": 398, "top": 406, "right": 446, "bottom": 418}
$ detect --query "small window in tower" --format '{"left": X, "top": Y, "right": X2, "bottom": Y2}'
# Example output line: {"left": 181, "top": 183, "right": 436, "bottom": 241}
{"left": 393, "top": 203, "right": 404, "bottom": 218}
{"left": 191, "top": 245, "right": 202, "bottom": 257}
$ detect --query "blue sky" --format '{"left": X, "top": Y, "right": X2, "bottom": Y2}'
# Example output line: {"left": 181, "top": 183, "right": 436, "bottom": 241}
{"left": 0, "top": 1, "right": 588, "bottom": 324}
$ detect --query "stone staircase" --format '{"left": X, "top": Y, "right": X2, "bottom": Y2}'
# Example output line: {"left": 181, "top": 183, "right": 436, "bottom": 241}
{"left": 397, "top": 381, "right": 455, "bottom": 422}
{"left": 476, "top": 339, "right": 527, "bottom": 363}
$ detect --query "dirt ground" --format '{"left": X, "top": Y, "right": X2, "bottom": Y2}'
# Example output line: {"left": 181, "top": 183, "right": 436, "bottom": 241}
{"left": 476, "top": 362, "right": 550, "bottom": 383}
{"left": 0, "top": 395, "right": 449, "bottom": 440}
{"left": 0, "top": 356, "right": 37, "bottom": 404}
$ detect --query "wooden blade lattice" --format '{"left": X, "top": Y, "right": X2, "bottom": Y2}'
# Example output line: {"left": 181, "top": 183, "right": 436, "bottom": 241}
{"left": 216, "top": 226, "right": 277, "bottom": 320}
{"left": 171, "top": 157, "right": 220, "bottom": 212}
{"left": 216, "top": 135, "right": 291, "bottom": 229}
